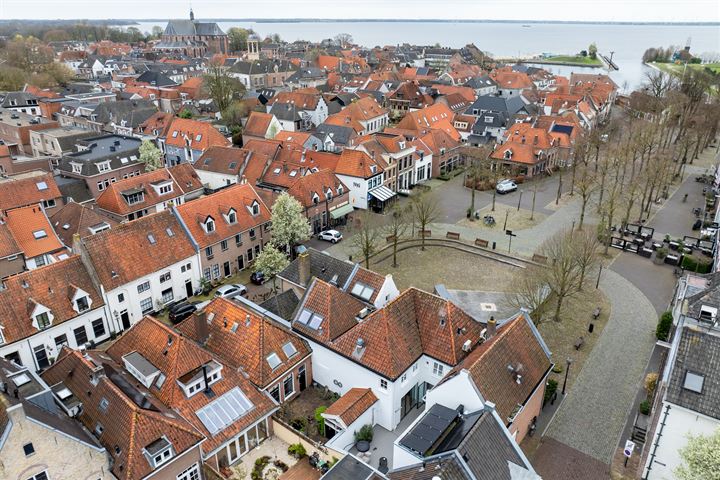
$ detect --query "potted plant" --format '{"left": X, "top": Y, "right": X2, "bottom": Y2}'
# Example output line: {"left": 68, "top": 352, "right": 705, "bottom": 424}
{"left": 654, "top": 247, "right": 668, "bottom": 265}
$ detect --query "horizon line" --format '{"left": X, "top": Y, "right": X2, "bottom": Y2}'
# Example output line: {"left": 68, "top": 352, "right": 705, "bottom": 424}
{"left": 2, "top": 18, "right": 719, "bottom": 26}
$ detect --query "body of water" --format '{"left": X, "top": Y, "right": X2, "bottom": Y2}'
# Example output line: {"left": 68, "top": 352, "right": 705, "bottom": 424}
{"left": 131, "top": 21, "right": 720, "bottom": 90}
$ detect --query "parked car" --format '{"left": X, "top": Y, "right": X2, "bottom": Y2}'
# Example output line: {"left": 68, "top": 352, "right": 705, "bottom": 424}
{"left": 250, "top": 271, "right": 265, "bottom": 285}
{"left": 214, "top": 283, "right": 248, "bottom": 299}
{"left": 496, "top": 180, "right": 518, "bottom": 194}
{"left": 318, "top": 229, "right": 343, "bottom": 243}
{"left": 168, "top": 302, "right": 198, "bottom": 324}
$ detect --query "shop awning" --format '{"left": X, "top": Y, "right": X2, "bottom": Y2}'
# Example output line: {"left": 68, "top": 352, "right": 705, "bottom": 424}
{"left": 368, "top": 185, "right": 396, "bottom": 202}
{"left": 330, "top": 203, "right": 354, "bottom": 219}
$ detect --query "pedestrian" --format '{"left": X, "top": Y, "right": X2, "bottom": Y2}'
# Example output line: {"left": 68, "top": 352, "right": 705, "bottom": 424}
{"left": 683, "top": 193, "right": 688, "bottom": 202}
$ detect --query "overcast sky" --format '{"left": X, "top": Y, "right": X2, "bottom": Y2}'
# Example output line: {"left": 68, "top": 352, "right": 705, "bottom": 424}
{"left": 0, "top": 0, "right": 718, "bottom": 23}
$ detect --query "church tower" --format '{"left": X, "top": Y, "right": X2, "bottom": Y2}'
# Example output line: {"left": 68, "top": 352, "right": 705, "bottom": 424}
{"left": 190, "top": 8, "right": 195, "bottom": 21}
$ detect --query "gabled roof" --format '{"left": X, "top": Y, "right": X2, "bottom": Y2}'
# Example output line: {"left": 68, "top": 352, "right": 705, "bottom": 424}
{"left": 294, "top": 278, "right": 367, "bottom": 343}
{"left": 105, "top": 316, "right": 275, "bottom": 455}
{"left": 0, "top": 172, "right": 62, "bottom": 213}
{"left": 177, "top": 298, "right": 311, "bottom": 389}
{"left": 323, "top": 388, "right": 378, "bottom": 428}
{"left": 286, "top": 169, "right": 348, "bottom": 209}
{"left": 5, "top": 204, "right": 66, "bottom": 259}
{"left": 41, "top": 348, "right": 204, "bottom": 480}
{"left": 49, "top": 201, "right": 118, "bottom": 246}
{"left": 95, "top": 165, "right": 202, "bottom": 216}
{"left": 327, "top": 288, "right": 483, "bottom": 380}
{"left": 165, "top": 117, "right": 231, "bottom": 151}
{"left": 0, "top": 222, "right": 21, "bottom": 259}
{"left": 0, "top": 256, "right": 103, "bottom": 345}
{"left": 335, "top": 149, "right": 384, "bottom": 179}
{"left": 279, "top": 247, "right": 356, "bottom": 289}
{"left": 174, "top": 183, "right": 271, "bottom": 249}
{"left": 396, "top": 103, "right": 460, "bottom": 141}
{"left": 244, "top": 111, "right": 277, "bottom": 138}
{"left": 81, "top": 210, "right": 195, "bottom": 289}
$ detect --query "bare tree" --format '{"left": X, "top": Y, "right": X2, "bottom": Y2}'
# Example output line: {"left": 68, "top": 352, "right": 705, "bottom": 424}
{"left": 351, "top": 210, "right": 381, "bottom": 268}
{"left": 412, "top": 194, "right": 439, "bottom": 251}
{"left": 575, "top": 163, "right": 597, "bottom": 230}
{"left": 538, "top": 230, "right": 583, "bottom": 322}
{"left": 384, "top": 204, "right": 409, "bottom": 267}
{"left": 463, "top": 146, "right": 492, "bottom": 217}
{"left": 571, "top": 230, "right": 600, "bottom": 290}
{"left": 642, "top": 69, "right": 677, "bottom": 98}
{"left": 505, "top": 266, "right": 551, "bottom": 324}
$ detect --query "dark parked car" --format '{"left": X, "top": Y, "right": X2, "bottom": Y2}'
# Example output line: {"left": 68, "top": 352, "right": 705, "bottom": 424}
{"left": 168, "top": 302, "right": 198, "bottom": 324}
{"left": 250, "top": 271, "right": 265, "bottom": 285}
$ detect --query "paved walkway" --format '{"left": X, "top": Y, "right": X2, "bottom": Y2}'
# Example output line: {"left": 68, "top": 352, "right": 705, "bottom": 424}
{"left": 546, "top": 269, "right": 657, "bottom": 464}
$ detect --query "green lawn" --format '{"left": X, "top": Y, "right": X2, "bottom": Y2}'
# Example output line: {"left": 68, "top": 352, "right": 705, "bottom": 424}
{"left": 544, "top": 55, "right": 602, "bottom": 66}
{"left": 650, "top": 61, "right": 720, "bottom": 75}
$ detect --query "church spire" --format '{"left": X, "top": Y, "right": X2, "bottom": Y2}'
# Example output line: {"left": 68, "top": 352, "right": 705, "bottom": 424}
{"left": 189, "top": 7, "right": 195, "bottom": 21}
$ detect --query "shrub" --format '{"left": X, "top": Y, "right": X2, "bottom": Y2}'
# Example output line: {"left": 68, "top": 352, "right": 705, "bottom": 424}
{"left": 656, "top": 311, "right": 673, "bottom": 341}
{"left": 645, "top": 373, "right": 659, "bottom": 398}
{"left": 544, "top": 379, "right": 558, "bottom": 404}
{"left": 355, "top": 424, "right": 374, "bottom": 442}
{"left": 287, "top": 443, "right": 306, "bottom": 458}
{"left": 639, "top": 400, "right": 651, "bottom": 415}
{"left": 290, "top": 417, "right": 307, "bottom": 433}
{"left": 273, "top": 460, "right": 289, "bottom": 472}
{"left": 315, "top": 406, "right": 327, "bottom": 436}
{"left": 681, "top": 255, "right": 712, "bottom": 273}
{"left": 656, "top": 247, "right": 668, "bottom": 260}
{"left": 251, "top": 456, "right": 271, "bottom": 480}
{"left": 552, "top": 364, "right": 563, "bottom": 374}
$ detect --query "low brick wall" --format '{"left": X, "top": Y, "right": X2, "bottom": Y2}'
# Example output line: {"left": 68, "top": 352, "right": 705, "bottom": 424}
{"left": 272, "top": 418, "right": 344, "bottom": 464}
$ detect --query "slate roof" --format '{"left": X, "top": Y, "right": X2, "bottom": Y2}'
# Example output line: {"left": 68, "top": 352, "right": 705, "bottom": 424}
{"left": 91, "top": 99, "right": 157, "bottom": 129}
{"left": 259, "top": 289, "right": 300, "bottom": 322}
{"left": 59, "top": 135, "right": 143, "bottom": 176}
{"left": 164, "top": 19, "right": 226, "bottom": 37}
{"left": 666, "top": 327, "right": 720, "bottom": 420}
{"left": 279, "top": 247, "right": 355, "bottom": 288}
{"left": 229, "top": 59, "right": 297, "bottom": 75}
{"left": 464, "top": 95, "right": 528, "bottom": 116}
{"left": 314, "top": 123, "right": 356, "bottom": 146}
{"left": 136, "top": 70, "right": 178, "bottom": 87}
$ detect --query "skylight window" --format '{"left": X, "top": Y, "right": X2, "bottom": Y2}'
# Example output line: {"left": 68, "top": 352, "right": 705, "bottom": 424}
{"left": 195, "top": 134, "right": 202, "bottom": 142}
{"left": 266, "top": 353, "right": 282, "bottom": 370}
{"left": 297, "top": 309, "right": 324, "bottom": 330}
{"left": 12, "top": 373, "right": 31, "bottom": 387}
{"left": 195, "top": 387, "right": 254, "bottom": 436}
{"left": 32, "top": 230, "right": 47, "bottom": 239}
{"left": 57, "top": 387, "right": 73, "bottom": 400}
{"left": 172, "top": 131, "right": 178, "bottom": 138}
{"left": 282, "top": 342, "right": 297, "bottom": 358}
{"left": 166, "top": 228, "right": 174, "bottom": 237}
{"left": 684, "top": 371, "right": 704, "bottom": 393}
{"left": 148, "top": 234, "right": 156, "bottom": 244}
{"left": 36, "top": 181, "right": 48, "bottom": 191}
{"left": 351, "top": 282, "right": 375, "bottom": 301}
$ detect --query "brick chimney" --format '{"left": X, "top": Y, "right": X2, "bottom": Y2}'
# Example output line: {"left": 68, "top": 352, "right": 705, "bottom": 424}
{"left": 195, "top": 310, "right": 209, "bottom": 345}
{"left": 487, "top": 316, "right": 496, "bottom": 338}
{"left": 298, "top": 250, "right": 311, "bottom": 287}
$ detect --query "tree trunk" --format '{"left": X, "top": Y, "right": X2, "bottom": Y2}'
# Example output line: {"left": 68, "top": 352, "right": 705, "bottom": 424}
{"left": 392, "top": 239, "right": 398, "bottom": 267}
{"left": 569, "top": 161, "right": 577, "bottom": 196}
{"left": 554, "top": 295, "right": 563, "bottom": 322}
{"left": 579, "top": 196, "right": 588, "bottom": 230}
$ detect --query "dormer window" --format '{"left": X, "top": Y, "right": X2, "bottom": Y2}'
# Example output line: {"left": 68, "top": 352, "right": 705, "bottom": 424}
{"left": 179, "top": 360, "right": 222, "bottom": 397}
{"left": 699, "top": 305, "right": 717, "bottom": 323}
{"left": 204, "top": 217, "right": 215, "bottom": 233}
{"left": 71, "top": 163, "right": 82, "bottom": 174}
{"left": 124, "top": 191, "right": 145, "bottom": 206}
{"left": 35, "top": 312, "right": 51, "bottom": 330}
{"left": 326, "top": 189, "right": 333, "bottom": 200}
{"left": 96, "top": 161, "right": 111, "bottom": 173}
{"left": 158, "top": 183, "right": 173, "bottom": 195}
{"left": 504, "top": 149, "right": 512, "bottom": 159}
{"left": 370, "top": 165, "right": 377, "bottom": 174}
{"left": 76, "top": 296, "right": 90, "bottom": 313}
{"left": 226, "top": 209, "right": 237, "bottom": 224}
{"left": 337, "top": 185, "right": 343, "bottom": 195}
{"left": 144, "top": 437, "right": 174, "bottom": 468}
{"left": 251, "top": 201, "right": 260, "bottom": 216}
{"left": 312, "top": 193, "right": 319, "bottom": 205}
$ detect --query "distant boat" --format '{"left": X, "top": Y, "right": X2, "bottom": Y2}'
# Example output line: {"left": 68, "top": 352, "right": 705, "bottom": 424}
{"left": 522, "top": 24, "right": 531, "bottom": 28}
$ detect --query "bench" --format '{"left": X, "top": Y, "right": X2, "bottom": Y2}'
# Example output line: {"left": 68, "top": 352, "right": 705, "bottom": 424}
{"left": 532, "top": 254, "right": 548, "bottom": 264}
{"left": 574, "top": 336, "right": 585, "bottom": 350}
{"left": 592, "top": 307, "right": 601, "bottom": 320}
{"left": 419, "top": 230, "right": 431, "bottom": 237}
{"left": 386, "top": 235, "right": 396, "bottom": 243}
{"left": 475, "top": 238, "right": 489, "bottom": 248}
{"left": 446, "top": 231, "right": 460, "bottom": 240}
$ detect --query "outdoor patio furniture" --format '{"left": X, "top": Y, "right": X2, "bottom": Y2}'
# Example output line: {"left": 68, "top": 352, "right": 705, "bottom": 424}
{"left": 356, "top": 440, "right": 370, "bottom": 453}
{"left": 592, "top": 307, "right": 601, "bottom": 320}
{"left": 665, "top": 254, "right": 681, "bottom": 266}
{"left": 574, "top": 336, "right": 585, "bottom": 350}
{"left": 640, "top": 247, "right": 653, "bottom": 258}
{"left": 379, "top": 457, "right": 389, "bottom": 474}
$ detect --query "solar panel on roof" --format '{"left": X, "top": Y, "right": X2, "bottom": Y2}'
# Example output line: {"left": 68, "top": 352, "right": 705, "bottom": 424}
{"left": 399, "top": 404, "right": 458, "bottom": 456}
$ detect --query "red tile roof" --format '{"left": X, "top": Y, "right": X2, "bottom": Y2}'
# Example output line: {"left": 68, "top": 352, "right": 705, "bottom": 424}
{"left": 286, "top": 169, "right": 348, "bottom": 209}
{"left": 80, "top": 210, "right": 196, "bottom": 289}
{"left": 0, "top": 172, "right": 62, "bottom": 213}
{"left": 105, "top": 316, "right": 276, "bottom": 455}
{"left": 244, "top": 112, "right": 277, "bottom": 139}
{"left": 95, "top": 165, "right": 202, "bottom": 216}
{"left": 335, "top": 149, "right": 384, "bottom": 179}
{"left": 165, "top": 118, "right": 231, "bottom": 151}
{"left": 445, "top": 313, "right": 552, "bottom": 422}
{"left": 324, "top": 388, "right": 378, "bottom": 427}
{"left": 175, "top": 183, "right": 271, "bottom": 249}
{"left": 49, "top": 201, "right": 118, "bottom": 246}
{"left": 5, "top": 204, "right": 65, "bottom": 259}
{"left": 0, "top": 256, "right": 103, "bottom": 344}
{"left": 0, "top": 223, "right": 21, "bottom": 259}
{"left": 395, "top": 103, "right": 460, "bottom": 141}
{"left": 177, "top": 298, "right": 311, "bottom": 388}
{"left": 42, "top": 348, "right": 204, "bottom": 480}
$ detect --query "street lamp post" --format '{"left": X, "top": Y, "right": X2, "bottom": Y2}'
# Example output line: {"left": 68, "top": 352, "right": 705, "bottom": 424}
{"left": 517, "top": 190, "right": 523, "bottom": 211}
{"left": 562, "top": 357, "right": 573, "bottom": 395}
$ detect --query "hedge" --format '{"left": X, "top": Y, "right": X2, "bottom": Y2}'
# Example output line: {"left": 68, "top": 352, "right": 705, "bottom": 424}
{"left": 656, "top": 311, "right": 673, "bottom": 341}
{"left": 681, "top": 256, "right": 712, "bottom": 274}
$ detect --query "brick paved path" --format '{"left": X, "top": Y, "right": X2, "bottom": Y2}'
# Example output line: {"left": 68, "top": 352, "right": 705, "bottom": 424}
{"left": 545, "top": 269, "right": 657, "bottom": 463}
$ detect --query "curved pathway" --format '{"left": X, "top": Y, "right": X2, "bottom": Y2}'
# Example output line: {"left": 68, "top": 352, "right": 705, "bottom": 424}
{"left": 546, "top": 269, "right": 657, "bottom": 463}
